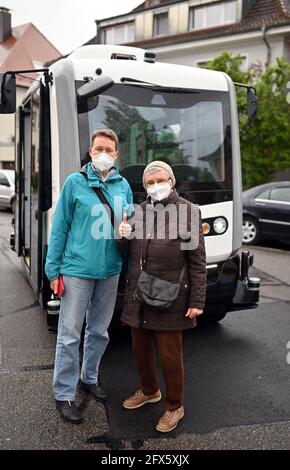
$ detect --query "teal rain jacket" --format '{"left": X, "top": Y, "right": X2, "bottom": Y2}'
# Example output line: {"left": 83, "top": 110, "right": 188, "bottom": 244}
{"left": 45, "top": 162, "right": 133, "bottom": 281}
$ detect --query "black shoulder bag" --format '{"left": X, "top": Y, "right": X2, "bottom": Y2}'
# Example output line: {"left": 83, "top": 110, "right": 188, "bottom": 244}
{"left": 135, "top": 239, "right": 186, "bottom": 311}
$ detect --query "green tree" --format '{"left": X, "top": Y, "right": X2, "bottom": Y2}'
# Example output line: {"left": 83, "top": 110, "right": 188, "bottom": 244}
{"left": 205, "top": 53, "right": 290, "bottom": 188}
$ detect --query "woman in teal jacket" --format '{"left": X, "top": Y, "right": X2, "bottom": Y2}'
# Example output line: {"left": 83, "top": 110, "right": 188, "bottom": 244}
{"left": 45, "top": 129, "right": 133, "bottom": 424}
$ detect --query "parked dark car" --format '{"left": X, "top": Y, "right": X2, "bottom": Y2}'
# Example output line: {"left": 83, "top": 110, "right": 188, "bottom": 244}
{"left": 242, "top": 181, "right": 290, "bottom": 245}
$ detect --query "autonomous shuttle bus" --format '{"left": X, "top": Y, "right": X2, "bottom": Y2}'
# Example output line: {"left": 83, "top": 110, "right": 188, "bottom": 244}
{"left": 0, "top": 45, "right": 259, "bottom": 325}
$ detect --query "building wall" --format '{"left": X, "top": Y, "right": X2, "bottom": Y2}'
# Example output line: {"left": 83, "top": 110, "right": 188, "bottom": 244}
{"left": 99, "top": 0, "right": 244, "bottom": 43}
{"left": 282, "top": 38, "right": 290, "bottom": 62}
{"left": 0, "top": 86, "right": 27, "bottom": 169}
{"left": 152, "top": 33, "right": 285, "bottom": 69}
{"left": 98, "top": 1, "right": 289, "bottom": 70}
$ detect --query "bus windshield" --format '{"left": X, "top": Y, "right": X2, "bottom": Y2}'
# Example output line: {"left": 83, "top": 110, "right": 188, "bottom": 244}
{"left": 77, "top": 83, "right": 232, "bottom": 194}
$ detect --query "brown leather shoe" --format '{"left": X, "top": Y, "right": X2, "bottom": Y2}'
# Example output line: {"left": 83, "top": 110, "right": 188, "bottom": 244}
{"left": 156, "top": 406, "right": 184, "bottom": 433}
{"left": 123, "top": 389, "right": 162, "bottom": 409}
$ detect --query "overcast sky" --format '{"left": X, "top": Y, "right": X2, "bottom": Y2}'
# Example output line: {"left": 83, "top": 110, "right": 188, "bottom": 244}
{"left": 2, "top": 0, "right": 143, "bottom": 54}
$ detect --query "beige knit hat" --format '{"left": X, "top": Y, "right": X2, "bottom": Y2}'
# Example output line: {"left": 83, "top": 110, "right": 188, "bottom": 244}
{"left": 143, "top": 161, "right": 176, "bottom": 187}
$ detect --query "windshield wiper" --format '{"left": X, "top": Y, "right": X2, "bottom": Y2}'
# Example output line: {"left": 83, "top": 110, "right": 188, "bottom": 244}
{"left": 120, "top": 77, "right": 198, "bottom": 94}
{"left": 120, "top": 77, "right": 158, "bottom": 86}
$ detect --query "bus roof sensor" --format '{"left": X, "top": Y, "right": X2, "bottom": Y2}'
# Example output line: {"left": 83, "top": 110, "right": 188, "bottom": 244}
{"left": 151, "top": 94, "right": 166, "bottom": 105}
{"left": 144, "top": 52, "right": 156, "bottom": 63}
{"left": 111, "top": 53, "right": 137, "bottom": 60}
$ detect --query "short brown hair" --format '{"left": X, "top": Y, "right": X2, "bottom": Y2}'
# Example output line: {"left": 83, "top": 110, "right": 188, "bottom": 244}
{"left": 91, "top": 128, "right": 118, "bottom": 150}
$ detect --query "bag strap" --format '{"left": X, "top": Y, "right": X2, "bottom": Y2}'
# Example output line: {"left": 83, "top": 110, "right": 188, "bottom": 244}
{"left": 80, "top": 171, "right": 118, "bottom": 229}
{"left": 178, "top": 262, "right": 186, "bottom": 283}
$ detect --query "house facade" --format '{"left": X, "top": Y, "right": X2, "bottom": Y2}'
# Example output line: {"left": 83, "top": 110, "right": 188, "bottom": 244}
{"left": 92, "top": 0, "right": 290, "bottom": 70}
{"left": 0, "top": 6, "right": 61, "bottom": 169}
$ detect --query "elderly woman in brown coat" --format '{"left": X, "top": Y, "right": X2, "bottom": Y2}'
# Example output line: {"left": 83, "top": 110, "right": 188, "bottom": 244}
{"left": 118, "top": 161, "right": 207, "bottom": 433}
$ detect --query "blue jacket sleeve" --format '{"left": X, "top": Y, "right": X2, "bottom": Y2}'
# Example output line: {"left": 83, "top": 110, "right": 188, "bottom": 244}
{"left": 45, "top": 176, "right": 74, "bottom": 281}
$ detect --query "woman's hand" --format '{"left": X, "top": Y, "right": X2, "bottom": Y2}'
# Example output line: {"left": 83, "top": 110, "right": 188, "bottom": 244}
{"left": 119, "top": 222, "right": 132, "bottom": 238}
{"left": 50, "top": 278, "right": 59, "bottom": 295}
{"left": 185, "top": 307, "right": 203, "bottom": 319}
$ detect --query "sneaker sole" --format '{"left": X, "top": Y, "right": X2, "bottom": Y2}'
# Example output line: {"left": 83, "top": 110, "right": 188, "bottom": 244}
{"left": 156, "top": 412, "right": 184, "bottom": 433}
{"left": 123, "top": 394, "right": 162, "bottom": 410}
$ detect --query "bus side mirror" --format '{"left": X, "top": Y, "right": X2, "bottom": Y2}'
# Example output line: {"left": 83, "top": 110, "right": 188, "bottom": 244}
{"left": 0, "top": 72, "right": 16, "bottom": 114}
{"left": 247, "top": 87, "right": 257, "bottom": 121}
{"left": 77, "top": 75, "right": 114, "bottom": 101}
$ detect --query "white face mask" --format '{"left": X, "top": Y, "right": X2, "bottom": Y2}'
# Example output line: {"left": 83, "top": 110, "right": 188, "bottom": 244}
{"left": 92, "top": 152, "right": 115, "bottom": 172}
{"left": 146, "top": 182, "right": 172, "bottom": 202}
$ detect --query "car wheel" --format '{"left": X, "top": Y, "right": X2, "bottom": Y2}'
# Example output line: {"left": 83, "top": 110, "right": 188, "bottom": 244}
{"left": 197, "top": 309, "right": 227, "bottom": 325}
{"left": 242, "top": 217, "right": 261, "bottom": 245}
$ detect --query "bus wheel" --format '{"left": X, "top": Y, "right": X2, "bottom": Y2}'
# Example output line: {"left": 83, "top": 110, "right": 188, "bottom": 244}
{"left": 242, "top": 217, "right": 261, "bottom": 245}
{"left": 197, "top": 309, "right": 227, "bottom": 325}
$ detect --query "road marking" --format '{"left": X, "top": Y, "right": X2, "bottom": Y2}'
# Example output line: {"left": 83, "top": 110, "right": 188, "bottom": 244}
{"left": 0, "top": 301, "right": 39, "bottom": 317}
{"left": 0, "top": 364, "right": 54, "bottom": 374}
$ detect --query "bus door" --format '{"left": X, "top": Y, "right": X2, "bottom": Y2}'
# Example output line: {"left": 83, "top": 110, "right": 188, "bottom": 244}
{"left": 30, "top": 89, "right": 41, "bottom": 291}
{"left": 16, "top": 81, "right": 51, "bottom": 301}
{"left": 20, "top": 87, "right": 41, "bottom": 292}
{"left": 22, "top": 101, "right": 32, "bottom": 266}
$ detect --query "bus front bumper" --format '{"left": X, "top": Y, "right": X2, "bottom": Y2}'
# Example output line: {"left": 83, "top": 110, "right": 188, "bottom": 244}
{"left": 205, "top": 251, "right": 260, "bottom": 313}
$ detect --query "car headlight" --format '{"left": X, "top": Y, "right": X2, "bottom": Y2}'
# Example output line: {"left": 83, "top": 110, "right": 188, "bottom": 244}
{"left": 213, "top": 217, "right": 227, "bottom": 234}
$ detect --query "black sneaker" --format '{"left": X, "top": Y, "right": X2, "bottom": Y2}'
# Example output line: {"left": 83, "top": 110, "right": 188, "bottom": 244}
{"left": 55, "top": 400, "right": 83, "bottom": 424}
{"left": 79, "top": 380, "right": 107, "bottom": 402}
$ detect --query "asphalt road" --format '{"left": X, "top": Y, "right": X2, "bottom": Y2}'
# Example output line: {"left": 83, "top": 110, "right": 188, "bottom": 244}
{"left": 0, "top": 210, "right": 290, "bottom": 450}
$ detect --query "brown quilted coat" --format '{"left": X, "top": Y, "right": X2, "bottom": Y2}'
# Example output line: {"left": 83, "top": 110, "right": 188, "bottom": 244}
{"left": 119, "top": 190, "right": 207, "bottom": 331}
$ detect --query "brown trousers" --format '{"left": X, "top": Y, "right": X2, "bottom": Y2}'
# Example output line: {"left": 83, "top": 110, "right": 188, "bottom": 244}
{"left": 131, "top": 327, "right": 184, "bottom": 411}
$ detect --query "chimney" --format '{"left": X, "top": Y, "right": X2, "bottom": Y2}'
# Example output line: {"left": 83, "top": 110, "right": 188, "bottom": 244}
{"left": 0, "top": 6, "right": 11, "bottom": 43}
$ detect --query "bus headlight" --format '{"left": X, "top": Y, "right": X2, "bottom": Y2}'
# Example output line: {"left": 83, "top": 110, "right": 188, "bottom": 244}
{"left": 213, "top": 217, "right": 228, "bottom": 234}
